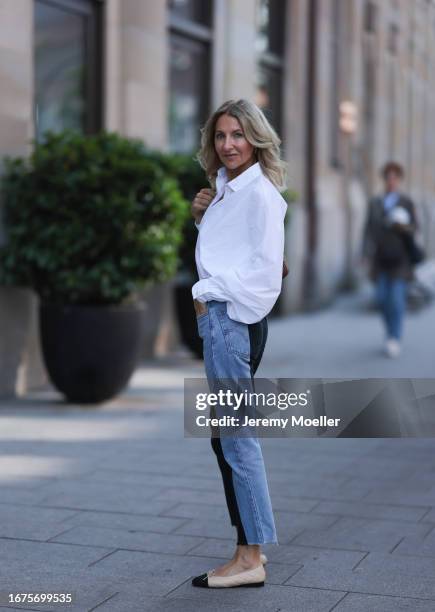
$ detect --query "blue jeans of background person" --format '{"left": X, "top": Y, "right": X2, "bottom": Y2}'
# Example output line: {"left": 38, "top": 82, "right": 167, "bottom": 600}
{"left": 375, "top": 272, "right": 407, "bottom": 340}
{"left": 196, "top": 299, "right": 278, "bottom": 545}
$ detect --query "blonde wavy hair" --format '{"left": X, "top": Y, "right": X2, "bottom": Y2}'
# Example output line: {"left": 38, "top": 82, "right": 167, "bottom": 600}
{"left": 196, "top": 98, "right": 287, "bottom": 192}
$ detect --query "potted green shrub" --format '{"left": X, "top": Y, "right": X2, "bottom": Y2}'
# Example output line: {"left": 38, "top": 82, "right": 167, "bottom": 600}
{"left": 0, "top": 130, "right": 188, "bottom": 403}
{"left": 151, "top": 152, "right": 206, "bottom": 358}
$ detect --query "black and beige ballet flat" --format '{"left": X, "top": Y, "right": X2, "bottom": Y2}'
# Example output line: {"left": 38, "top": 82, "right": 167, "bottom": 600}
{"left": 191, "top": 564, "right": 265, "bottom": 588}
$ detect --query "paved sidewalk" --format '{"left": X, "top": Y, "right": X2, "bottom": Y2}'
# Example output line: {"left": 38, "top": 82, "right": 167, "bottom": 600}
{"left": 1, "top": 288, "right": 435, "bottom": 611}
{"left": 259, "top": 281, "right": 435, "bottom": 378}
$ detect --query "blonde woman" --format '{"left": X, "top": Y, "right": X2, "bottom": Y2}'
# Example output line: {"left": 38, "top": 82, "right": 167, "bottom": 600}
{"left": 190, "top": 99, "right": 287, "bottom": 588}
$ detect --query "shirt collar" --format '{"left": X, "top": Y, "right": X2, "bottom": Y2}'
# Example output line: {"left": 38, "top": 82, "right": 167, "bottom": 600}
{"left": 216, "top": 162, "right": 262, "bottom": 193}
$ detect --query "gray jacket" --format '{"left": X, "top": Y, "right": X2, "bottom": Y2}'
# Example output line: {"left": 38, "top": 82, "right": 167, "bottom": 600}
{"left": 362, "top": 193, "right": 418, "bottom": 281}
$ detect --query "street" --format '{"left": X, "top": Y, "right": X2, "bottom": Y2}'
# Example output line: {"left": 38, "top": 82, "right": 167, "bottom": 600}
{"left": 1, "top": 286, "right": 435, "bottom": 611}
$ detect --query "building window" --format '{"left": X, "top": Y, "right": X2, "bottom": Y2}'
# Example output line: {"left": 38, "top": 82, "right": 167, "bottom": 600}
{"left": 34, "top": 0, "right": 102, "bottom": 141}
{"left": 255, "top": 0, "right": 286, "bottom": 136}
{"left": 168, "top": 0, "right": 213, "bottom": 153}
{"left": 364, "top": 1, "right": 377, "bottom": 33}
{"left": 168, "top": 0, "right": 212, "bottom": 26}
{"left": 388, "top": 23, "right": 399, "bottom": 55}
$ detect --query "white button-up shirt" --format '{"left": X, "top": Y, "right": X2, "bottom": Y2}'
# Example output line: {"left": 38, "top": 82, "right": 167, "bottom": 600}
{"left": 191, "top": 161, "right": 287, "bottom": 324}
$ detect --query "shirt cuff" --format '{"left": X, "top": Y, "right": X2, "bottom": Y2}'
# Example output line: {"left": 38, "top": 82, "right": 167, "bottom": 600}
{"left": 194, "top": 220, "right": 201, "bottom": 230}
{"left": 192, "top": 279, "right": 210, "bottom": 302}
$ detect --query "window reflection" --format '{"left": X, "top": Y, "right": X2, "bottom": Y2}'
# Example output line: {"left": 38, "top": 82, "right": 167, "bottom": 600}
{"left": 256, "top": 0, "right": 270, "bottom": 55}
{"left": 169, "top": 35, "right": 209, "bottom": 152}
{"left": 256, "top": 0, "right": 285, "bottom": 56}
{"left": 168, "top": 0, "right": 212, "bottom": 26}
{"left": 34, "top": 1, "right": 86, "bottom": 140}
{"left": 255, "top": 0, "right": 285, "bottom": 135}
{"left": 255, "top": 66, "right": 282, "bottom": 133}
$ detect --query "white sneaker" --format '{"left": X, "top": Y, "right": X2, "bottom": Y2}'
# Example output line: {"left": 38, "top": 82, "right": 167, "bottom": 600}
{"left": 385, "top": 338, "right": 401, "bottom": 358}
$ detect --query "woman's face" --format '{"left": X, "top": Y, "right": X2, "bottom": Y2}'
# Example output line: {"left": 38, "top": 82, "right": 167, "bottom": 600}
{"left": 214, "top": 114, "right": 256, "bottom": 178}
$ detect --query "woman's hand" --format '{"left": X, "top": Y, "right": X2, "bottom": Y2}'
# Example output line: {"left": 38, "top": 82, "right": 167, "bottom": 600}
{"left": 191, "top": 188, "right": 216, "bottom": 223}
{"left": 282, "top": 258, "right": 289, "bottom": 279}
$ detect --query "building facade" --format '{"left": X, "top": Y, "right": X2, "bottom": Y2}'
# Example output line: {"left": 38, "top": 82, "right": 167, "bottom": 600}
{"left": 1, "top": 0, "right": 435, "bottom": 396}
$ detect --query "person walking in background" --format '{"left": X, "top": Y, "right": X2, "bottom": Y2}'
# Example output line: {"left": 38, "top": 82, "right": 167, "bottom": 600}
{"left": 363, "top": 162, "right": 419, "bottom": 358}
{"left": 189, "top": 98, "right": 287, "bottom": 588}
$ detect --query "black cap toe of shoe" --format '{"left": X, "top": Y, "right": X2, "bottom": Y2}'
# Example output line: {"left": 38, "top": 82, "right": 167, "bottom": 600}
{"left": 192, "top": 573, "right": 209, "bottom": 588}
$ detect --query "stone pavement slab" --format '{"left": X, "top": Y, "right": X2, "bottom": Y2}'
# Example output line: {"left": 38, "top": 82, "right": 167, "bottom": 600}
{"left": 93, "top": 593, "right": 253, "bottom": 612}
{"left": 58, "top": 509, "right": 187, "bottom": 535}
{"left": 0, "top": 538, "right": 113, "bottom": 578}
{"left": 166, "top": 580, "right": 346, "bottom": 612}
{"left": 393, "top": 524, "right": 435, "bottom": 557}
{"left": 312, "top": 500, "right": 429, "bottom": 522}
{"left": 0, "top": 486, "right": 57, "bottom": 505}
{"left": 79, "top": 467, "right": 219, "bottom": 492}
{"left": 0, "top": 504, "right": 77, "bottom": 540}
{"left": 364, "top": 484, "right": 435, "bottom": 506}
{"left": 420, "top": 507, "right": 435, "bottom": 523}
{"left": 267, "top": 544, "right": 367, "bottom": 568}
{"left": 291, "top": 516, "right": 432, "bottom": 552}
{"left": 36, "top": 480, "right": 164, "bottom": 513}
{"left": 151, "top": 487, "right": 232, "bottom": 506}
{"left": 286, "top": 549, "right": 435, "bottom": 599}
{"left": 333, "top": 593, "right": 435, "bottom": 612}
{"left": 0, "top": 540, "right": 118, "bottom": 611}
{"left": 50, "top": 525, "right": 205, "bottom": 556}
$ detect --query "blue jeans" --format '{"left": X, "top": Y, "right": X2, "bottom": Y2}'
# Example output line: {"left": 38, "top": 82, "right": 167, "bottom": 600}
{"left": 196, "top": 300, "right": 278, "bottom": 545}
{"left": 375, "top": 273, "right": 407, "bottom": 340}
